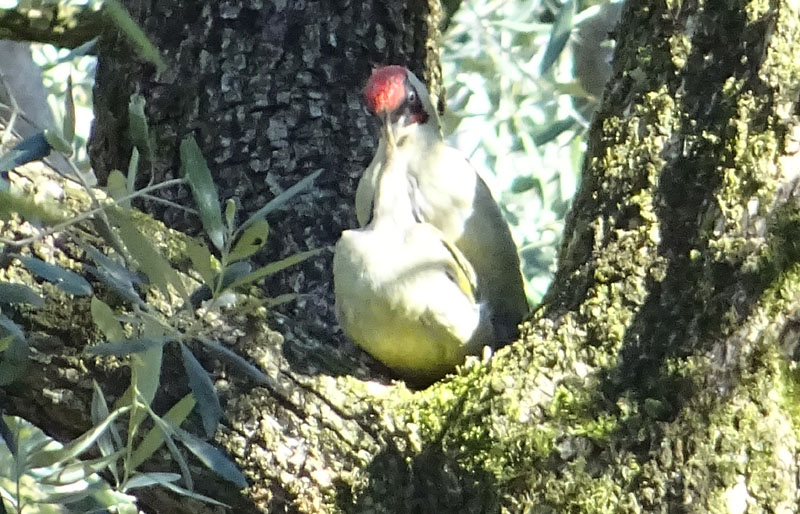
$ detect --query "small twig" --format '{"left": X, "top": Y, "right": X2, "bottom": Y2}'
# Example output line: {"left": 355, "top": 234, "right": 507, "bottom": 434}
{"left": 59, "top": 139, "right": 142, "bottom": 262}
{"left": 139, "top": 193, "right": 198, "bottom": 214}
{"left": 0, "top": 178, "right": 187, "bottom": 246}
{"left": 0, "top": 71, "right": 21, "bottom": 145}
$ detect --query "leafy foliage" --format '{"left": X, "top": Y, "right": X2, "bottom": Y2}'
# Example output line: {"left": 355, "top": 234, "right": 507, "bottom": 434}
{"left": 0, "top": 83, "right": 321, "bottom": 510}
{"left": 443, "top": 0, "right": 621, "bottom": 301}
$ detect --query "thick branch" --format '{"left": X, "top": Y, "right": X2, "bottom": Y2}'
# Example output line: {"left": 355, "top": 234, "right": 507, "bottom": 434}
{"left": 0, "top": 1, "right": 102, "bottom": 48}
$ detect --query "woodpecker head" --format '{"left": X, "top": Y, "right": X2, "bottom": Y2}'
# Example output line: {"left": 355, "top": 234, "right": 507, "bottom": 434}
{"left": 363, "top": 66, "right": 435, "bottom": 129}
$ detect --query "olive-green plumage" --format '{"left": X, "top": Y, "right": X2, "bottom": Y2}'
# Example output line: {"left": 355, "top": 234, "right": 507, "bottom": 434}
{"left": 355, "top": 67, "right": 528, "bottom": 343}
{"left": 334, "top": 114, "right": 494, "bottom": 384}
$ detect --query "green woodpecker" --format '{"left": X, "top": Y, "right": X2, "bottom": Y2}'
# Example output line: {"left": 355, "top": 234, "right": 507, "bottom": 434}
{"left": 333, "top": 111, "right": 495, "bottom": 384}
{"left": 356, "top": 65, "right": 528, "bottom": 343}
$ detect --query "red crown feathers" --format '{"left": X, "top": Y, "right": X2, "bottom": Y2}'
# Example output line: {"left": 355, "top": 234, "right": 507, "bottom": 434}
{"left": 364, "top": 65, "right": 408, "bottom": 114}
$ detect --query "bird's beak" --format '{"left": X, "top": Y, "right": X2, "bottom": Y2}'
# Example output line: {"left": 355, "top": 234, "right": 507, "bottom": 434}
{"left": 381, "top": 111, "right": 396, "bottom": 148}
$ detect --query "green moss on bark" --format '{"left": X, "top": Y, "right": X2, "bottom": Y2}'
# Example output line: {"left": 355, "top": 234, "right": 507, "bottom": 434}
{"left": 362, "top": 1, "right": 800, "bottom": 512}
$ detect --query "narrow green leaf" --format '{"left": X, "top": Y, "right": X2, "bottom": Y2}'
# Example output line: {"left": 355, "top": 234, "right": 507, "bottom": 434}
{"left": 539, "top": 0, "right": 575, "bottom": 76}
{"left": 37, "top": 483, "right": 106, "bottom": 505}
{"left": 84, "top": 245, "right": 141, "bottom": 285}
{"left": 14, "top": 415, "right": 26, "bottom": 479}
{"left": 187, "top": 259, "right": 251, "bottom": 307}
{"left": 239, "top": 168, "right": 322, "bottom": 232}
{"left": 85, "top": 337, "right": 170, "bottom": 357}
{"left": 144, "top": 406, "right": 193, "bottom": 490}
{"left": 174, "top": 427, "right": 247, "bottom": 488}
{"left": 0, "top": 335, "right": 12, "bottom": 352}
{"left": 0, "top": 337, "right": 29, "bottom": 386}
{"left": 0, "top": 314, "right": 24, "bottom": 341}
{"left": 90, "top": 297, "right": 126, "bottom": 343}
{"left": 43, "top": 128, "right": 72, "bottom": 156}
{"left": 0, "top": 282, "right": 44, "bottom": 307}
{"left": 124, "top": 472, "right": 181, "bottom": 490}
{"left": 131, "top": 344, "right": 163, "bottom": 410}
{"left": 63, "top": 74, "right": 76, "bottom": 145}
{"left": 201, "top": 338, "right": 271, "bottom": 385}
{"left": 226, "top": 248, "right": 322, "bottom": 291}
{"left": 114, "top": 383, "right": 135, "bottom": 418}
{"left": 180, "top": 137, "right": 224, "bottom": 251}
{"left": 116, "top": 503, "right": 142, "bottom": 514}
{"left": 39, "top": 451, "right": 124, "bottom": 485}
{"left": 27, "top": 433, "right": 57, "bottom": 457}
{"left": 127, "top": 319, "right": 167, "bottom": 426}
{"left": 125, "top": 336, "right": 165, "bottom": 446}
{"left": 83, "top": 245, "right": 144, "bottom": 307}
{"left": 85, "top": 265, "right": 144, "bottom": 307}
{"left": 219, "top": 260, "right": 252, "bottom": 288}
{"left": 41, "top": 38, "right": 97, "bottom": 69}
{"left": 489, "top": 19, "right": 548, "bottom": 32}
{"left": 15, "top": 255, "right": 93, "bottom": 296}
{"left": 224, "top": 199, "right": 236, "bottom": 230}
{"left": 107, "top": 169, "right": 129, "bottom": 207}
{"left": 91, "top": 379, "right": 121, "bottom": 479}
{"left": 0, "top": 132, "right": 52, "bottom": 172}
{"left": 127, "top": 146, "right": 140, "bottom": 199}
{"left": 103, "top": 0, "right": 167, "bottom": 72}
{"left": 185, "top": 239, "right": 215, "bottom": 287}
{"left": 260, "top": 293, "right": 299, "bottom": 308}
{"left": 532, "top": 118, "right": 576, "bottom": 146}
{"left": 228, "top": 220, "right": 269, "bottom": 262}
{"left": 159, "top": 480, "right": 230, "bottom": 507}
{"left": 90, "top": 379, "right": 110, "bottom": 427}
{"left": 552, "top": 80, "right": 592, "bottom": 98}
{"left": 180, "top": 343, "right": 222, "bottom": 438}
{"left": 128, "top": 95, "right": 152, "bottom": 161}
{"left": 107, "top": 209, "right": 189, "bottom": 301}
{"left": 27, "top": 406, "right": 129, "bottom": 468}
{"left": 0, "top": 413, "right": 16, "bottom": 458}
{"left": 130, "top": 394, "right": 195, "bottom": 469}
{"left": 510, "top": 175, "right": 538, "bottom": 194}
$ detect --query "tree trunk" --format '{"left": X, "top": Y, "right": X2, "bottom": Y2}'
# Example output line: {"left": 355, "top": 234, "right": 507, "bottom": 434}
{"left": 88, "top": 0, "right": 444, "bottom": 350}
{"left": 3, "top": 0, "right": 800, "bottom": 512}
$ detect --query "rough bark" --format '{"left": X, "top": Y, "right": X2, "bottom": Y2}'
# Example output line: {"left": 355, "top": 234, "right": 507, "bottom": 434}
{"left": 88, "top": 0, "right": 443, "bottom": 335}
{"left": 3, "top": 0, "right": 800, "bottom": 513}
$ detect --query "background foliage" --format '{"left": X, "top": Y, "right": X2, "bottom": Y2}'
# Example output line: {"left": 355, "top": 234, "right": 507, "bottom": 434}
{"left": 443, "top": 0, "right": 620, "bottom": 301}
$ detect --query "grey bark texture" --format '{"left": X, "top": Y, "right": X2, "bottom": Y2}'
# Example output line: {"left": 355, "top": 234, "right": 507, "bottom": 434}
{"left": 88, "top": 0, "right": 442, "bottom": 356}
{"left": 2, "top": 0, "right": 800, "bottom": 513}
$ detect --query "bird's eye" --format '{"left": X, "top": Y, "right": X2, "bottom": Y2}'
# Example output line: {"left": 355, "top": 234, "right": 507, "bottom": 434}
{"left": 407, "top": 89, "right": 417, "bottom": 103}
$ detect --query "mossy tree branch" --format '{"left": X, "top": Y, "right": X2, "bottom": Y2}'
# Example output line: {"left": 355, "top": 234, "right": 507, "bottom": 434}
{"left": 3, "top": 0, "right": 800, "bottom": 512}
{"left": 0, "top": 0, "right": 102, "bottom": 48}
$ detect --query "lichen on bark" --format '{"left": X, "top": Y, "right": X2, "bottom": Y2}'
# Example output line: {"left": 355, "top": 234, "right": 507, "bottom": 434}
{"left": 394, "top": 1, "right": 800, "bottom": 511}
